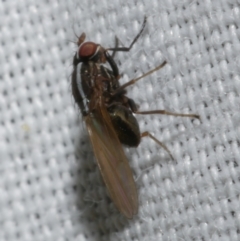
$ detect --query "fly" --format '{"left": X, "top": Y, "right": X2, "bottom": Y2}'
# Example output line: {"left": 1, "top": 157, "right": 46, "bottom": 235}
{"left": 71, "top": 17, "right": 199, "bottom": 219}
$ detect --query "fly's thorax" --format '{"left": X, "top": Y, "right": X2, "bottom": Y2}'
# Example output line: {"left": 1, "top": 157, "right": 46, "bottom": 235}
{"left": 80, "top": 61, "right": 119, "bottom": 99}
{"left": 74, "top": 61, "right": 116, "bottom": 114}
{"left": 108, "top": 104, "right": 140, "bottom": 147}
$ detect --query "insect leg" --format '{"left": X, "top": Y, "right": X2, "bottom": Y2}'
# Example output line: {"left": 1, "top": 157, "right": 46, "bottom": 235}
{"left": 135, "top": 110, "right": 200, "bottom": 119}
{"left": 141, "top": 131, "right": 174, "bottom": 160}
{"left": 127, "top": 98, "right": 138, "bottom": 112}
{"left": 111, "top": 61, "right": 167, "bottom": 96}
{"left": 111, "top": 36, "right": 119, "bottom": 59}
{"left": 104, "top": 36, "right": 121, "bottom": 77}
{"left": 106, "top": 16, "right": 147, "bottom": 78}
{"left": 126, "top": 98, "right": 199, "bottom": 120}
{"left": 105, "top": 51, "right": 119, "bottom": 77}
{"left": 106, "top": 16, "right": 147, "bottom": 52}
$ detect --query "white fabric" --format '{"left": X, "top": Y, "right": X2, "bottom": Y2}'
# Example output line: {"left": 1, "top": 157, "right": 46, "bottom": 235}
{"left": 1, "top": 0, "right": 240, "bottom": 240}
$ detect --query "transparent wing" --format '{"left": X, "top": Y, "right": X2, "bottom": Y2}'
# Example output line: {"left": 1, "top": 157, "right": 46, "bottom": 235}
{"left": 85, "top": 103, "right": 138, "bottom": 218}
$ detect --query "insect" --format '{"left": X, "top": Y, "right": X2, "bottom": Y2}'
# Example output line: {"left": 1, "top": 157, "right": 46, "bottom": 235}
{"left": 71, "top": 17, "right": 199, "bottom": 218}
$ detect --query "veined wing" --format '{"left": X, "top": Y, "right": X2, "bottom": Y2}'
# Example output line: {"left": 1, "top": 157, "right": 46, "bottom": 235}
{"left": 85, "top": 102, "right": 138, "bottom": 218}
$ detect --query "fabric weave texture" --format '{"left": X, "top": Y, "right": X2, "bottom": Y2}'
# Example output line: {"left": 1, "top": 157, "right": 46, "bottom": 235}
{"left": 1, "top": 0, "right": 240, "bottom": 241}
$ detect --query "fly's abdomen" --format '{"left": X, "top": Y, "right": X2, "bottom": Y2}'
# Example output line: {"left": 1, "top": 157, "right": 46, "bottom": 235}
{"left": 108, "top": 105, "right": 140, "bottom": 147}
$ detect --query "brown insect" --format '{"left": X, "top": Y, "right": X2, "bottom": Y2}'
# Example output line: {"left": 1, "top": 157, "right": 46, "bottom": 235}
{"left": 71, "top": 17, "right": 199, "bottom": 218}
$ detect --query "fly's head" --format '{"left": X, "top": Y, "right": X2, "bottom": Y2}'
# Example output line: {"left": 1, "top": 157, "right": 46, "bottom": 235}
{"left": 73, "top": 32, "right": 107, "bottom": 66}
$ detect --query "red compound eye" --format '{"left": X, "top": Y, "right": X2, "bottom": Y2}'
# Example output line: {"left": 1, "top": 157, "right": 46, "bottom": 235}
{"left": 78, "top": 42, "right": 98, "bottom": 59}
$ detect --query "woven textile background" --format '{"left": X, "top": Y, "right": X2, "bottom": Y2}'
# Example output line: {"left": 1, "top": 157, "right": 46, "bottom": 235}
{"left": 1, "top": 0, "right": 240, "bottom": 240}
